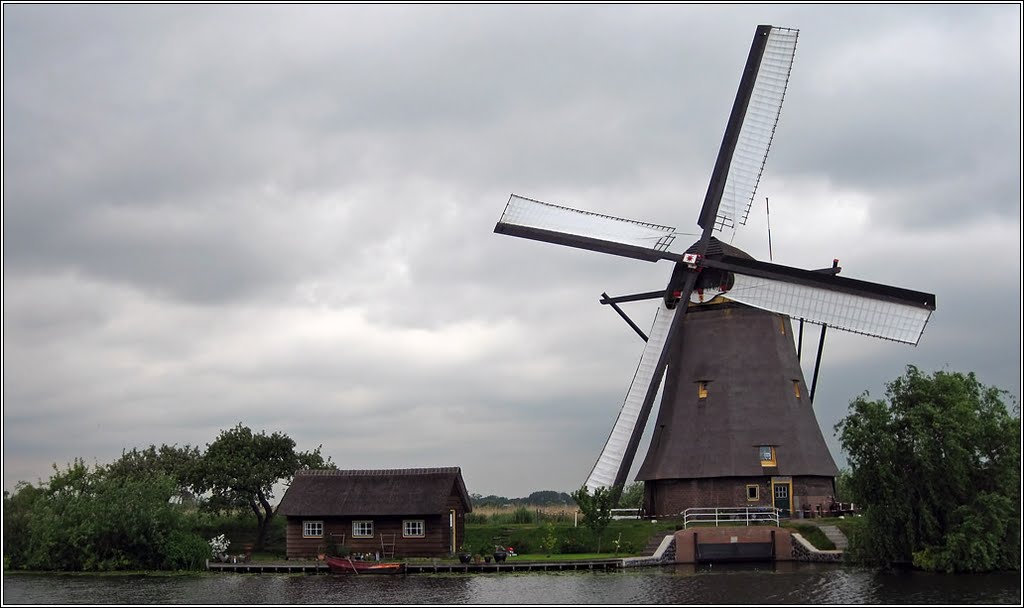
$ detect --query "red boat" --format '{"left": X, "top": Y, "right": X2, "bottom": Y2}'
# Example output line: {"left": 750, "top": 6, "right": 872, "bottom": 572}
{"left": 325, "top": 555, "right": 405, "bottom": 575}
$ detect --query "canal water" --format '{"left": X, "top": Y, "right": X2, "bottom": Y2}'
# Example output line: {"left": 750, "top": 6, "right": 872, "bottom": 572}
{"left": 3, "top": 563, "right": 1020, "bottom": 604}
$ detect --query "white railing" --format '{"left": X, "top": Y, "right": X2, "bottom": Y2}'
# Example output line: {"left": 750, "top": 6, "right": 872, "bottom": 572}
{"left": 610, "top": 508, "right": 641, "bottom": 520}
{"left": 682, "top": 506, "right": 780, "bottom": 529}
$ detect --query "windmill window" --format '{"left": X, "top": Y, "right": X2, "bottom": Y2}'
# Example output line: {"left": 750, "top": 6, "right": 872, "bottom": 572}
{"left": 779, "top": 318, "right": 786, "bottom": 335}
{"left": 302, "top": 520, "right": 323, "bottom": 538}
{"left": 759, "top": 446, "right": 777, "bottom": 467}
{"left": 793, "top": 380, "right": 801, "bottom": 398}
{"left": 697, "top": 381, "right": 709, "bottom": 399}
{"left": 746, "top": 485, "right": 759, "bottom": 501}
{"left": 352, "top": 520, "right": 374, "bottom": 538}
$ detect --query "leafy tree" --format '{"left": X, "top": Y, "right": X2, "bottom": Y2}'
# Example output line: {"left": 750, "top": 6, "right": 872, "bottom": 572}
{"left": 3, "top": 482, "right": 45, "bottom": 567}
{"left": 833, "top": 468, "right": 854, "bottom": 503}
{"left": 618, "top": 481, "right": 644, "bottom": 510}
{"left": 571, "top": 484, "right": 622, "bottom": 553}
{"left": 194, "top": 423, "right": 333, "bottom": 550}
{"left": 524, "top": 490, "right": 572, "bottom": 506}
{"left": 835, "top": 365, "right": 1020, "bottom": 572}
{"left": 106, "top": 444, "right": 202, "bottom": 504}
{"left": 470, "top": 493, "right": 511, "bottom": 508}
{"left": 4, "top": 459, "right": 191, "bottom": 571}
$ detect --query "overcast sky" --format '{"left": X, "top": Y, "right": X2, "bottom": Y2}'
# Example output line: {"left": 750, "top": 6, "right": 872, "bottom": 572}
{"left": 3, "top": 4, "right": 1020, "bottom": 499}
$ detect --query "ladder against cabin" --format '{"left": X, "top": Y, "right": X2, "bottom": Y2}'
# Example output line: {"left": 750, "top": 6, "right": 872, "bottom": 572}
{"left": 380, "top": 533, "right": 396, "bottom": 559}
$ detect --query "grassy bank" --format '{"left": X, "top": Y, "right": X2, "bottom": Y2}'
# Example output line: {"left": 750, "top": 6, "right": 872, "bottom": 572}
{"left": 185, "top": 511, "right": 849, "bottom": 561}
{"left": 462, "top": 519, "right": 680, "bottom": 557}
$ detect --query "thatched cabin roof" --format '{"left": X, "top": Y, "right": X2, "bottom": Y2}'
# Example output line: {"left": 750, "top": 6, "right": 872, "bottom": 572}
{"left": 278, "top": 467, "right": 472, "bottom": 517}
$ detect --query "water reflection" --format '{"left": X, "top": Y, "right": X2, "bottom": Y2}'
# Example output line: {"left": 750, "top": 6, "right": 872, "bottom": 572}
{"left": 2, "top": 565, "right": 1020, "bottom": 605}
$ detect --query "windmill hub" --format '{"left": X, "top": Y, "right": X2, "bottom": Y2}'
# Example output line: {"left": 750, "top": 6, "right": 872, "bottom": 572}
{"left": 493, "top": 25, "right": 936, "bottom": 518}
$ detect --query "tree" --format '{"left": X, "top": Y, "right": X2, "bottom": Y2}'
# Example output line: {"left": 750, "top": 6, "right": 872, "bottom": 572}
{"left": 106, "top": 444, "right": 202, "bottom": 504}
{"left": 194, "top": 423, "right": 333, "bottom": 550}
{"left": 618, "top": 481, "right": 644, "bottom": 510}
{"left": 524, "top": 490, "right": 572, "bottom": 506}
{"left": 3, "top": 459, "right": 193, "bottom": 571}
{"left": 835, "top": 365, "right": 1020, "bottom": 572}
{"left": 571, "top": 484, "right": 622, "bottom": 553}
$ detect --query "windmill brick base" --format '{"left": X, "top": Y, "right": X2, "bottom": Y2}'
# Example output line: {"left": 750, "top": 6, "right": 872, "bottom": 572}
{"left": 643, "top": 476, "right": 835, "bottom": 518}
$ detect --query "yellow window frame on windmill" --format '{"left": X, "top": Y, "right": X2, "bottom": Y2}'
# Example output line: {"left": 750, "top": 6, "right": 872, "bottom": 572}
{"left": 759, "top": 445, "right": 776, "bottom": 467}
{"left": 697, "top": 381, "right": 709, "bottom": 400}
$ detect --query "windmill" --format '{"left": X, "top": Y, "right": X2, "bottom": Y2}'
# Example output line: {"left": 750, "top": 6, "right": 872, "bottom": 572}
{"left": 493, "top": 25, "right": 936, "bottom": 516}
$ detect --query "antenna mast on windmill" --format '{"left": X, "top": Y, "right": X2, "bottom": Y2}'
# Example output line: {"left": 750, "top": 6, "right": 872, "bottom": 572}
{"left": 493, "top": 25, "right": 936, "bottom": 516}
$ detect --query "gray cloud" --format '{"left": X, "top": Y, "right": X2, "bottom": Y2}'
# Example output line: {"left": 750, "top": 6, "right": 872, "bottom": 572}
{"left": 3, "top": 4, "right": 1020, "bottom": 497}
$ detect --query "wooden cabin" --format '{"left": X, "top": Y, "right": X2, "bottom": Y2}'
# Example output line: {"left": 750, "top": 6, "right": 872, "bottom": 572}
{"left": 277, "top": 467, "right": 472, "bottom": 559}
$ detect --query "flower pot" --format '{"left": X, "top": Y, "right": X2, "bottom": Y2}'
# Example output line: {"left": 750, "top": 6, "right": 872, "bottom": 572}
{"left": 458, "top": 553, "right": 472, "bottom": 564}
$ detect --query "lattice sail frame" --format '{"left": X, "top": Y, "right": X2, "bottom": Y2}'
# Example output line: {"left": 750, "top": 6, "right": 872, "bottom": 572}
{"left": 497, "top": 194, "right": 679, "bottom": 254}
{"left": 585, "top": 302, "right": 676, "bottom": 491}
{"left": 714, "top": 27, "right": 798, "bottom": 234}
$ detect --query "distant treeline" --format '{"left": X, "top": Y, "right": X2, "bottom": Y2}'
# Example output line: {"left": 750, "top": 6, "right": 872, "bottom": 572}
{"left": 469, "top": 490, "right": 574, "bottom": 508}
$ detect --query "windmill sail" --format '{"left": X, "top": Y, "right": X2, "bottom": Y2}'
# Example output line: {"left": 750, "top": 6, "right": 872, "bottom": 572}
{"left": 494, "top": 24, "right": 937, "bottom": 513}
{"left": 585, "top": 301, "right": 677, "bottom": 491}
{"left": 726, "top": 273, "right": 932, "bottom": 345}
{"left": 699, "top": 26, "right": 799, "bottom": 235}
{"left": 495, "top": 194, "right": 680, "bottom": 262}
{"left": 700, "top": 255, "right": 936, "bottom": 345}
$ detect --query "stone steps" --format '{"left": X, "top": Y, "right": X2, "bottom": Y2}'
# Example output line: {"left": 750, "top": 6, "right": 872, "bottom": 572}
{"left": 642, "top": 532, "right": 670, "bottom": 555}
{"left": 817, "top": 524, "right": 848, "bottom": 550}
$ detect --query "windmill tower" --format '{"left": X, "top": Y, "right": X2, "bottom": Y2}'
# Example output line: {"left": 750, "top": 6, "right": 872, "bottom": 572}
{"left": 492, "top": 25, "right": 937, "bottom": 517}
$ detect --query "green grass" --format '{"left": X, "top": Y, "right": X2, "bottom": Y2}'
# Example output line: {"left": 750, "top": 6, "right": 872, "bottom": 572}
{"left": 831, "top": 516, "right": 864, "bottom": 544}
{"left": 782, "top": 523, "right": 836, "bottom": 550}
{"left": 501, "top": 552, "right": 637, "bottom": 561}
{"left": 463, "top": 519, "right": 679, "bottom": 556}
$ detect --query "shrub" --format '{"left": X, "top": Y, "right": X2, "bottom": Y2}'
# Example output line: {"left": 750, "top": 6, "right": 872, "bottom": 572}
{"left": 511, "top": 507, "right": 534, "bottom": 524}
{"left": 559, "top": 536, "right": 587, "bottom": 554}
{"left": 164, "top": 531, "right": 210, "bottom": 570}
{"left": 465, "top": 512, "right": 489, "bottom": 525}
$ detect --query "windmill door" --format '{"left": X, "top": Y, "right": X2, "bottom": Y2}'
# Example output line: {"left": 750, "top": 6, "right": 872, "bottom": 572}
{"left": 772, "top": 480, "right": 792, "bottom": 517}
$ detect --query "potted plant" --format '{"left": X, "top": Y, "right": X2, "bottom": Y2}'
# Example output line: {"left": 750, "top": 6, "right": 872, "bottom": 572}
{"left": 479, "top": 542, "right": 493, "bottom": 563}
{"left": 457, "top": 545, "right": 472, "bottom": 564}
{"left": 493, "top": 545, "right": 509, "bottom": 563}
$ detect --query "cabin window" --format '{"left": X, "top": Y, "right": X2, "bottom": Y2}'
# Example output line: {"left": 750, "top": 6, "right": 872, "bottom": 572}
{"left": 759, "top": 446, "right": 776, "bottom": 467}
{"left": 352, "top": 520, "right": 374, "bottom": 538}
{"left": 403, "top": 520, "right": 425, "bottom": 538}
{"left": 793, "top": 380, "right": 801, "bottom": 398}
{"left": 302, "top": 520, "right": 323, "bottom": 538}
{"left": 746, "top": 485, "right": 759, "bottom": 501}
{"left": 697, "top": 381, "right": 709, "bottom": 400}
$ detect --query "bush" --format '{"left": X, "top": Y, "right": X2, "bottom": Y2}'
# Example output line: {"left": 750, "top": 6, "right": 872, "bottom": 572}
{"left": 4, "top": 461, "right": 194, "bottom": 571}
{"left": 465, "top": 512, "right": 489, "bottom": 525}
{"left": 163, "top": 531, "right": 210, "bottom": 570}
{"left": 507, "top": 538, "right": 531, "bottom": 554}
{"left": 564, "top": 526, "right": 596, "bottom": 553}
{"left": 511, "top": 507, "right": 534, "bottom": 524}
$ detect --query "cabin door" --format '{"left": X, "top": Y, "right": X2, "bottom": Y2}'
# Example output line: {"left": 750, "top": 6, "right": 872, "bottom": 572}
{"left": 772, "top": 480, "right": 792, "bottom": 516}
{"left": 449, "top": 509, "right": 456, "bottom": 553}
